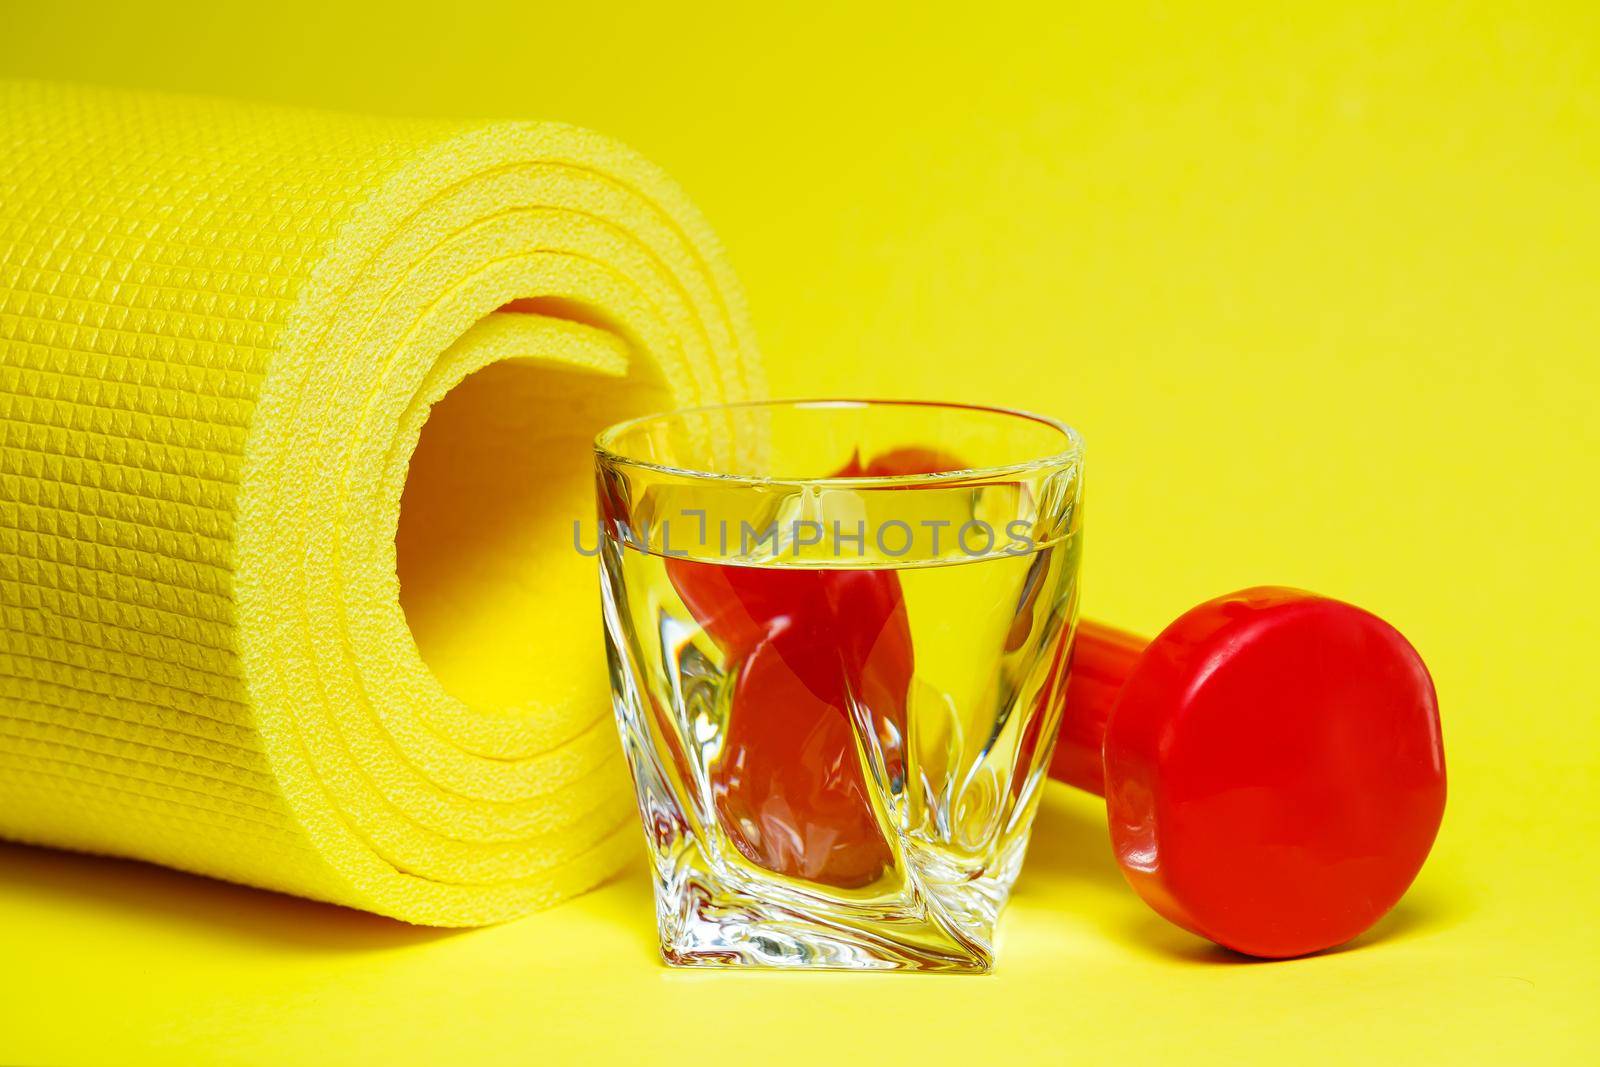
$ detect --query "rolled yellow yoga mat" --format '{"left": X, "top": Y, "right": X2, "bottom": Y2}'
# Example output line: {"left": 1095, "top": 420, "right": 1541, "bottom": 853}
{"left": 0, "top": 82, "right": 761, "bottom": 924}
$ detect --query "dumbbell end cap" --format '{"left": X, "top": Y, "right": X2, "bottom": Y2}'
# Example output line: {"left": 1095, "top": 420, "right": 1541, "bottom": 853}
{"left": 1102, "top": 587, "right": 1446, "bottom": 959}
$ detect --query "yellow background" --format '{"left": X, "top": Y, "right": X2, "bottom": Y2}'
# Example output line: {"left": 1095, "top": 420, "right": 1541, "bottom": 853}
{"left": 2, "top": 2, "right": 1596, "bottom": 1062}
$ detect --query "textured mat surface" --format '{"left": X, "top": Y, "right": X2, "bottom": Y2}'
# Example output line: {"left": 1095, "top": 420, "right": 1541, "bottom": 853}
{"left": 0, "top": 82, "right": 759, "bottom": 924}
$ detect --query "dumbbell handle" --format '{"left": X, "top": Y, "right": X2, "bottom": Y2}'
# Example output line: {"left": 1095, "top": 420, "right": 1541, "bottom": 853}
{"left": 1048, "top": 619, "right": 1145, "bottom": 795}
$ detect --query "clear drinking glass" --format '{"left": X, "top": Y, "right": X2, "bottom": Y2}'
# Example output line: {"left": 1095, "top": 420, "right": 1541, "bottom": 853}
{"left": 594, "top": 400, "right": 1083, "bottom": 972}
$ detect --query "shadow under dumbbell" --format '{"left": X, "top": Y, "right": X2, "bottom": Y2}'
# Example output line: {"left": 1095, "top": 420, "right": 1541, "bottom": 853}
{"left": 1117, "top": 886, "right": 1467, "bottom": 964}
{"left": 1013, "top": 783, "right": 1129, "bottom": 895}
{"left": 1014, "top": 783, "right": 1468, "bottom": 963}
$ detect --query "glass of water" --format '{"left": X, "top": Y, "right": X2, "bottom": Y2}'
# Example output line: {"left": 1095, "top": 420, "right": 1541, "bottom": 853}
{"left": 594, "top": 399, "right": 1083, "bottom": 972}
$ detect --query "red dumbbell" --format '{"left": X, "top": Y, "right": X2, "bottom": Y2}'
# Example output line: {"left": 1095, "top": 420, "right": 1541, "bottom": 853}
{"left": 1048, "top": 587, "right": 1446, "bottom": 959}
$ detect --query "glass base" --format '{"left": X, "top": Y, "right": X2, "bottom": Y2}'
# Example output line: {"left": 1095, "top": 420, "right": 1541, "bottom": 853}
{"left": 653, "top": 840, "right": 997, "bottom": 974}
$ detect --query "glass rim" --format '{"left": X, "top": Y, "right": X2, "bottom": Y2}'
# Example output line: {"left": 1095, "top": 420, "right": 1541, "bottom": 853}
{"left": 593, "top": 397, "right": 1084, "bottom": 487}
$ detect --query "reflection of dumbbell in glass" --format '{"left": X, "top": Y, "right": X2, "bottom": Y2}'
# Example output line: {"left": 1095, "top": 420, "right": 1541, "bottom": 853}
{"left": 1048, "top": 587, "right": 1447, "bottom": 958}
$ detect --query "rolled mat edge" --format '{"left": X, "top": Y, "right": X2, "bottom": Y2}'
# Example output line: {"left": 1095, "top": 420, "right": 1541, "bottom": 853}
{"left": 0, "top": 81, "right": 762, "bottom": 925}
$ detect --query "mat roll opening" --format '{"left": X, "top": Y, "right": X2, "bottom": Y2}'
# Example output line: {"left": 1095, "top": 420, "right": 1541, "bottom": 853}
{"left": 397, "top": 313, "right": 669, "bottom": 714}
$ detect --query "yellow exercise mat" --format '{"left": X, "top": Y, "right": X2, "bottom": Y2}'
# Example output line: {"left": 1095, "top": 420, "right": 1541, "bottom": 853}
{"left": 0, "top": 82, "right": 761, "bottom": 925}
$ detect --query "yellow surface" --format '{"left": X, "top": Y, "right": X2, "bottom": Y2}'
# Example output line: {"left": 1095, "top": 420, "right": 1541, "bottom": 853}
{"left": 2, "top": 1, "right": 1597, "bottom": 1063}
{"left": 0, "top": 83, "right": 757, "bottom": 924}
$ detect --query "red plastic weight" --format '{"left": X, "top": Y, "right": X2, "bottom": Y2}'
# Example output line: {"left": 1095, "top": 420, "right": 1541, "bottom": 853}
{"left": 1049, "top": 587, "right": 1447, "bottom": 958}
